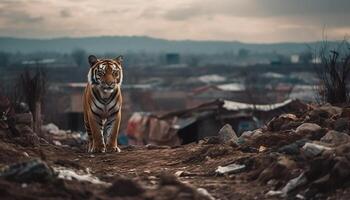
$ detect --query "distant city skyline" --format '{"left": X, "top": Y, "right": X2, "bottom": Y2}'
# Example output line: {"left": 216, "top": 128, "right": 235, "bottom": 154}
{"left": 0, "top": 0, "right": 349, "bottom": 43}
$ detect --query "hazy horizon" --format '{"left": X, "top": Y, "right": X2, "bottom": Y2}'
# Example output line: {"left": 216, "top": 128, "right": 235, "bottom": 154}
{"left": 0, "top": 34, "right": 346, "bottom": 45}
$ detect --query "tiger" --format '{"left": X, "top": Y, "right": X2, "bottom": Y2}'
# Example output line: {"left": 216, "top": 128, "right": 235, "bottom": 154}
{"left": 83, "top": 55, "right": 123, "bottom": 153}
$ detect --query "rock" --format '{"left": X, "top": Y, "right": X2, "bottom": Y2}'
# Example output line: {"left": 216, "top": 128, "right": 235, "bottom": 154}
{"left": 318, "top": 104, "right": 342, "bottom": 116}
{"left": 295, "top": 123, "right": 322, "bottom": 135}
{"left": 302, "top": 143, "right": 332, "bottom": 157}
{"left": 157, "top": 174, "right": 215, "bottom": 200}
{"left": 105, "top": 177, "right": 145, "bottom": 197}
{"left": 333, "top": 118, "right": 350, "bottom": 132}
{"left": 278, "top": 139, "right": 309, "bottom": 155}
{"left": 0, "top": 159, "right": 55, "bottom": 183}
{"left": 218, "top": 124, "right": 238, "bottom": 144}
{"left": 200, "top": 136, "right": 221, "bottom": 145}
{"left": 277, "top": 156, "right": 297, "bottom": 170}
{"left": 320, "top": 130, "right": 350, "bottom": 146}
{"left": 258, "top": 162, "right": 292, "bottom": 183}
{"left": 215, "top": 163, "right": 246, "bottom": 174}
{"left": 341, "top": 108, "right": 350, "bottom": 118}
{"left": 240, "top": 130, "right": 254, "bottom": 138}
{"left": 267, "top": 114, "right": 298, "bottom": 131}
{"left": 240, "top": 128, "right": 263, "bottom": 139}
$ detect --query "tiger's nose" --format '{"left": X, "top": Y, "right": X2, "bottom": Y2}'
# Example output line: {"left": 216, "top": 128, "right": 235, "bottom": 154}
{"left": 106, "top": 80, "right": 116, "bottom": 86}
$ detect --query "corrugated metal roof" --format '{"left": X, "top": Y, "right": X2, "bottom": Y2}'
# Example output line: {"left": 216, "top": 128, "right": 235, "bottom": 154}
{"left": 223, "top": 99, "right": 293, "bottom": 111}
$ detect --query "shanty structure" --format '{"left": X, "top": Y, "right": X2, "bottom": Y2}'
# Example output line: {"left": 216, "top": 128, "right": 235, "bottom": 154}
{"left": 126, "top": 99, "right": 307, "bottom": 146}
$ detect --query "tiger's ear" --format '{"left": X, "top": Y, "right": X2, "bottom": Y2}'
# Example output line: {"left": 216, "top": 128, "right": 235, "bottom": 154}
{"left": 114, "top": 55, "right": 123, "bottom": 64}
{"left": 88, "top": 55, "right": 98, "bottom": 67}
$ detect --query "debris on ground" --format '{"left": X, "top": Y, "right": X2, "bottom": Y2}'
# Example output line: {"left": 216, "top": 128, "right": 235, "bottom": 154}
{"left": 215, "top": 163, "right": 246, "bottom": 174}
{"left": 1, "top": 99, "right": 350, "bottom": 199}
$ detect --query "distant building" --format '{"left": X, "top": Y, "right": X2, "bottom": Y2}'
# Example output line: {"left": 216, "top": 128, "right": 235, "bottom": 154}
{"left": 165, "top": 53, "right": 180, "bottom": 65}
{"left": 290, "top": 55, "right": 300, "bottom": 63}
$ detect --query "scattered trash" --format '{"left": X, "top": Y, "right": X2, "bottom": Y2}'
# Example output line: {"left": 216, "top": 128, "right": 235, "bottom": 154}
{"left": 266, "top": 173, "right": 307, "bottom": 198}
{"left": 258, "top": 145, "right": 267, "bottom": 152}
{"left": 174, "top": 170, "right": 197, "bottom": 177}
{"left": 54, "top": 167, "right": 110, "bottom": 185}
{"left": 215, "top": 163, "right": 246, "bottom": 174}
{"left": 197, "top": 188, "right": 216, "bottom": 200}
{"left": 280, "top": 173, "right": 308, "bottom": 197}
{"left": 41, "top": 123, "right": 60, "bottom": 134}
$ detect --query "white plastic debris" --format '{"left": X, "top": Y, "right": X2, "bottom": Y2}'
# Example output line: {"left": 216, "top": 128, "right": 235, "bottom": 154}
{"left": 266, "top": 190, "right": 283, "bottom": 197}
{"left": 53, "top": 140, "right": 62, "bottom": 146}
{"left": 266, "top": 173, "right": 307, "bottom": 198}
{"left": 41, "top": 123, "right": 60, "bottom": 134}
{"left": 175, "top": 171, "right": 184, "bottom": 177}
{"left": 197, "top": 188, "right": 216, "bottom": 200}
{"left": 215, "top": 163, "right": 245, "bottom": 174}
{"left": 54, "top": 167, "right": 110, "bottom": 186}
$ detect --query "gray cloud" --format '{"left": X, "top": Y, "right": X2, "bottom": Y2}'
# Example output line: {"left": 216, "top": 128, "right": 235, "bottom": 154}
{"left": 163, "top": 0, "right": 350, "bottom": 27}
{"left": 0, "top": 0, "right": 348, "bottom": 42}
{"left": 0, "top": 0, "right": 44, "bottom": 24}
{"left": 0, "top": 9, "right": 44, "bottom": 24}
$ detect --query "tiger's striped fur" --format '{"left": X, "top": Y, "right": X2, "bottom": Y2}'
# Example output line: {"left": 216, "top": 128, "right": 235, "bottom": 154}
{"left": 83, "top": 55, "right": 123, "bottom": 153}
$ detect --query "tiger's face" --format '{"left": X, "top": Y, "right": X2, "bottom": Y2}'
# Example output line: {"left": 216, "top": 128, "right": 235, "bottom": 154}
{"left": 88, "top": 55, "right": 123, "bottom": 93}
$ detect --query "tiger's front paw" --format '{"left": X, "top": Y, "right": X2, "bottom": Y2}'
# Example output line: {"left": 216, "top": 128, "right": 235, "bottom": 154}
{"left": 106, "top": 144, "right": 121, "bottom": 153}
{"left": 91, "top": 143, "right": 106, "bottom": 153}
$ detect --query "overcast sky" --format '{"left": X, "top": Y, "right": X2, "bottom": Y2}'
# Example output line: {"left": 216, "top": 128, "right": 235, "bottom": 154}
{"left": 0, "top": 0, "right": 349, "bottom": 42}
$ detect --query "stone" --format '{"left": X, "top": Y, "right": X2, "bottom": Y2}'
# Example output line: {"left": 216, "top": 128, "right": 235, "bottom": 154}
{"left": 302, "top": 143, "right": 332, "bottom": 157}
{"left": 341, "top": 108, "right": 350, "bottom": 118}
{"left": 0, "top": 159, "right": 55, "bottom": 183}
{"left": 267, "top": 114, "right": 298, "bottom": 131}
{"left": 320, "top": 130, "right": 350, "bottom": 146}
{"left": 295, "top": 123, "right": 322, "bottom": 135}
{"left": 318, "top": 104, "right": 342, "bottom": 116}
{"left": 278, "top": 139, "right": 309, "bottom": 155}
{"left": 218, "top": 124, "right": 238, "bottom": 144}
{"left": 333, "top": 118, "right": 350, "bottom": 132}
{"left": 105, "top": 177, "right": 145, "bottom": 197}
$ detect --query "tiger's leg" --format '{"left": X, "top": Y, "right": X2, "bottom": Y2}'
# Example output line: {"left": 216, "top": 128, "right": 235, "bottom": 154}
{"left": 88, "top": 115, "right": 106, "bottom": 153}
{"left": 106, "top": 111, "right": 121, "bottom": 152}
{"left": 83, "top": 110, "right": 94, "bottom": 152}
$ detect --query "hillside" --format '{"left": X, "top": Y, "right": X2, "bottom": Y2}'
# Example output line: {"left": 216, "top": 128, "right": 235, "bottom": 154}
{"left": 0, "top": 36, "right": 339, "bottom": 54}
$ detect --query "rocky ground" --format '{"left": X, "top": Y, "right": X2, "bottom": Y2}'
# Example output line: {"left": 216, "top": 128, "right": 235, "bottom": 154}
{"left": 1, "top": 103, "right": 350, "bottom": 199}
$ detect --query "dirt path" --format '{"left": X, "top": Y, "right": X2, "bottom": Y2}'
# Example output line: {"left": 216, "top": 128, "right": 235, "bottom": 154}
{"left": 0, "top": 138, "right": 271, "bottom": 200}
